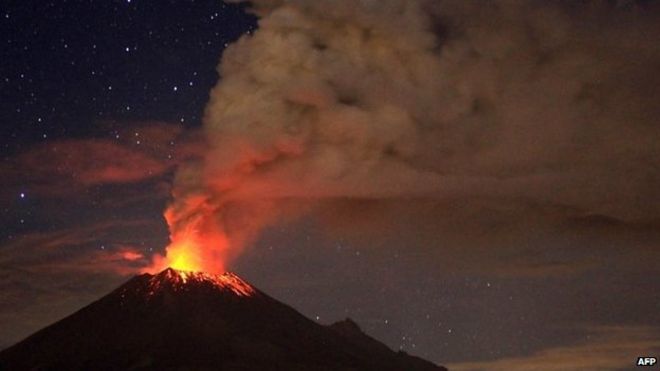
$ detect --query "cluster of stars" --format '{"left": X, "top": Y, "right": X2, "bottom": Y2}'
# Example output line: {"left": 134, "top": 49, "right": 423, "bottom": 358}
{"left": 1, "top": 1, "right": 256, "bottom": 156}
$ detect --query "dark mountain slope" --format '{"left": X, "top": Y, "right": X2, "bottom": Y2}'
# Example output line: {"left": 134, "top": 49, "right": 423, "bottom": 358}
{"left": 0, "top": 268, "right": 446, "bottom": 371}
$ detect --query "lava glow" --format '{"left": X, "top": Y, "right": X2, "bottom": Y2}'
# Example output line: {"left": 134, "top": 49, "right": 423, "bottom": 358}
{"left": 165, "top": 238, "right": 206, "bottom": 272}
{"left": 125, "top": 268, "right": 256, "bottom": 298}
{"left": 145, "top": 202, "right": 231, "bottom": 274}
{"left": 148, "top": 268, "right": 255, "bottom": 297}
{"left": 147, "top": 231, "right": 228, "bottom": 274}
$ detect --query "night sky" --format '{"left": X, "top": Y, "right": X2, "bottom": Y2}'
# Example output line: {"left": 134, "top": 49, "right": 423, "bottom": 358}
{"left": 2, "top": 1, "right": 660, "bottom": 370}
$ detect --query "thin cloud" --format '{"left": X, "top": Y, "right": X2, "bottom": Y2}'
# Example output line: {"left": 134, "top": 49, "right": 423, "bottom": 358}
{"left": 0, "top": 220, "right": 155, "bottom": 275}
{"left": 447, "top": 325, "right": 660, "bottom": 371}
{"left": 19, "top": 139, "right": 170, "bottom": 185}
{"left": 0, "top": 121, "right": 202, "bottom": 203}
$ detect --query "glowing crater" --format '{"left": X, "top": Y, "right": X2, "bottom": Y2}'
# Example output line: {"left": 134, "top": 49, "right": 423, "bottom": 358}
{"left": 146, "top": 268, "right": 255, "bottom": 297}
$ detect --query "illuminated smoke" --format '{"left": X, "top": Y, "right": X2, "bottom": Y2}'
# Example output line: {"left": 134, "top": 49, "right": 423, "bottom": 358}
{"left": 149, "top": 0, "right": 660, "bottom": 273}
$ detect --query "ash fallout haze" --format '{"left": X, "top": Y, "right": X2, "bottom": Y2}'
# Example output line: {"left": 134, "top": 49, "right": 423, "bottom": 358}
{"left": 1, "top": 0, "right": 660, "bottom": 370}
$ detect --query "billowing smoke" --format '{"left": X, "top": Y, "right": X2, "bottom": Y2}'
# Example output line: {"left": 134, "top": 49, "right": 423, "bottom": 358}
{"left": 150, "top": 0, "right": 660, "bottom": 273}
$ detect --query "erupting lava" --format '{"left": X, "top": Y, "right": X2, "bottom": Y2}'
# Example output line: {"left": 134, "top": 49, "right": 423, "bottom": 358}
{"left": 160, "top": 238, "right": 204, "bottom": 272}
{"left": 146, "top": 202, "right": 231, "bottom": 274}
{"left": 147, "top": 230, "right": 229, "bottom": 274}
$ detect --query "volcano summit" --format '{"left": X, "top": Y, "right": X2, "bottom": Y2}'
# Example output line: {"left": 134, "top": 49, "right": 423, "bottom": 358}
{"left": 0, "top": 268, "right": 446, "bottom": 371}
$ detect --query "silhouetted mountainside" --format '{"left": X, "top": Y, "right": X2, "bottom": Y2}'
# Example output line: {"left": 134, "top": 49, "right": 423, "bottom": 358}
{"left": 0, "top": 268, "right": 446, "bottom": 371}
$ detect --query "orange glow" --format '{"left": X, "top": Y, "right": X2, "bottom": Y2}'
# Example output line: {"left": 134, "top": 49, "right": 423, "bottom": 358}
{"left": 145, "top": 199, "right": 230, "bottom": 274}
{"left": 165, "top": 233, "right": 205, "bottom": 272}
{"left": 145, "top": 268, "right": 256, "bottom": 297}
{"left": 121, "top": 250, "right": 144, "bottom": 261}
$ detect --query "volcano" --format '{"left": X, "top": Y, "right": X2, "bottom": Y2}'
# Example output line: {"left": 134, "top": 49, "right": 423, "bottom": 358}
{"left": 0, "top": 268, "right": 446, "bottom": 371}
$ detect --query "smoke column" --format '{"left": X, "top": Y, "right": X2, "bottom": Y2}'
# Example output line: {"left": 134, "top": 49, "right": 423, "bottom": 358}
{"left": 149, "top": 0, "right": 660, "bottom": 273}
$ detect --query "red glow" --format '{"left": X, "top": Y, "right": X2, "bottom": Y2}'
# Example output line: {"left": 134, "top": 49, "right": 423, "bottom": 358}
{"left": 121, "top": 250, "right": 144, "bottom": 261}
{"left": 145, "top": 268, "right": 255, "bottom": 297}
{"left": 146, "top": 199, "right": 229, "bottom": 274}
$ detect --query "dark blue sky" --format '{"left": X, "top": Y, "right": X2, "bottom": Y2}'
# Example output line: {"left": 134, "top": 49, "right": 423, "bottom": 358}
{"left": 1, "top": 0, "right": 255, "bottom": 153}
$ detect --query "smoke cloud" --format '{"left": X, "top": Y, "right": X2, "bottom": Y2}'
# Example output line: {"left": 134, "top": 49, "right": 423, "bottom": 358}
{"left": 152, "top": 0, "right": 660, "bottom": 272}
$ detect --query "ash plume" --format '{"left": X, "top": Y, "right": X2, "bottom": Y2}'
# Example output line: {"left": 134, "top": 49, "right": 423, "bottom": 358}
{"left": 153, "top": 0, "right": 660, "bottom": 271}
